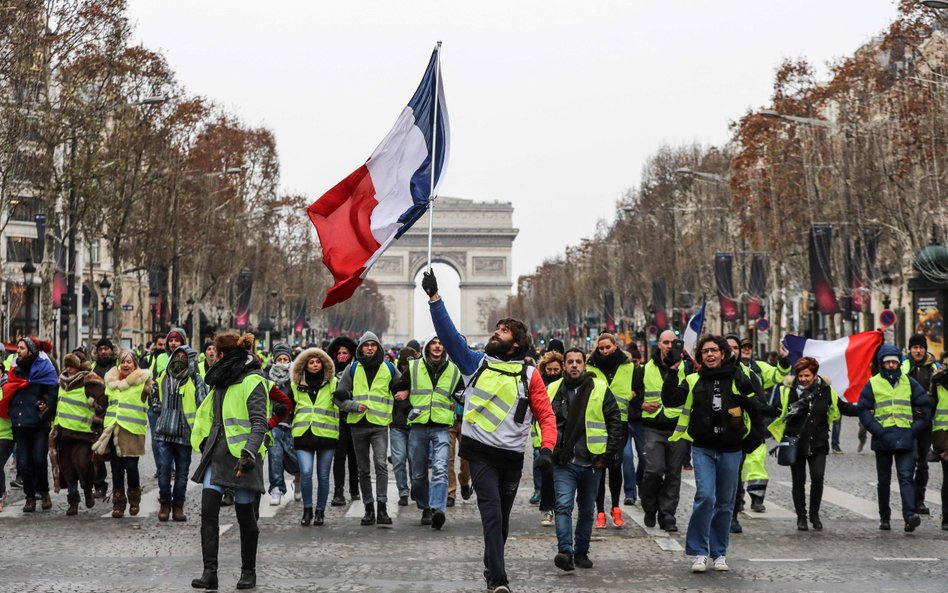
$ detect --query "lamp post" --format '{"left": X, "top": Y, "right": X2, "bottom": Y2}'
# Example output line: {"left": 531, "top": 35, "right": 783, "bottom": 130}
{"left": 22, "top": 261, "right": 36, "bottom": 336}
{"left": 216, "top": 303, "right": 225, "bottom": 330}
{"left": 149, "top": 288, "right": 159, "bottom": 338}
{"left": 99, "top": 276, "right": 111, "bottom": 339}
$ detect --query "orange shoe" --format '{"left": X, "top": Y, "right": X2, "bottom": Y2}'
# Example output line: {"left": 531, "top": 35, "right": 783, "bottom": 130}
{"left": 595, "top": 512, "right": 606, "bottom": 528}
{"left": 611, "top": 506, "right": 625, "bottom": 528}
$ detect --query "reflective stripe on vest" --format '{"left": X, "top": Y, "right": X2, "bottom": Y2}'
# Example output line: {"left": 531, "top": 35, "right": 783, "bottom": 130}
{"left": 588, "top": 362, "right": 633, "bottom": 422}
{"left": 348, "top": 363, "right": 394, "bottom": 426}
{"left": 0, "top": 417, "right": 10, "bottom": 441}
{"left": 869, "top": 375, "right": 913, "bottom": 429}
{"left": 547, "top": 378, "right": 609, "bottom": 454}
{"left": 157, "top": 373, "right": 199, "bottom": 428}
{"left": 464, "top": 361, "right": 522, "bottom": 433}
{"left": 408, "top": 359, "right": 461, "bottom": 426}
{"left": 933, "top": 385, "right": 948, "bottom": 432}
{"left": 641, "top": 360, "right": 686, "bottom": 421}
{"left": 190, "top": 374, "right": 271, "bottom": 458}
{"left": 54, "top": 386, "right": 95, "bottom": 433}
{"left": 291, "top": 379, "right": 340, "bottom": 439}
{"left": 670, "top": 374, "right": 750, "bottom": 442}
{"left": 104, "top": 382, "right": 148, "bottom": 435}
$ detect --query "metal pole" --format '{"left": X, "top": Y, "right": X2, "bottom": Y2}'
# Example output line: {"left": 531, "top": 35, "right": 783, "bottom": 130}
{"left": 426, "top": 41, "right": 442, "bottom": 272}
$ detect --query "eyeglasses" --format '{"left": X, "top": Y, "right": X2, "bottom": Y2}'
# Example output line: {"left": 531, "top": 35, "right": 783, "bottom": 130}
{"left": 701, "top": 347, "right": 721, "bottom": 355}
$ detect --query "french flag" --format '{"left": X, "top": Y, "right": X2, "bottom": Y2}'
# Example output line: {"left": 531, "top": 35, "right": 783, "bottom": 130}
{"left": 782, "top": 330, "right": 883, "bottom": 402}
{"left": 308, "top": 46, "right": 449, "bottom": 308}
{"left": 682, "top": 297, "right": 706, "bottom": 360}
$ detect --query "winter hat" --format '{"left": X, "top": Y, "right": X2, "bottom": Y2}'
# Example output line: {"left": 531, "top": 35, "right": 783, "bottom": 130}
{"left": 877, "top": 343, "right": 902, "bottom": 365}
{"left": 547, "top": 339, "right": 565, "bottom": 355}
{"left": 357, "top": 331, "right": 381, "bottom": 353}
{"left": 96, "top": 337, "right": 115, "bottom": 350}
{"left": 909, "top": 334, "right": 927, "bottom": 349}
{"left": 406, "top": 339, "right": 422, "bottom": 352}
{"left": 19, "top": 337, "right": 39, "bottom": 356}
{"left": 63, "top": 352, "right": 92, "bottom": 371}
{"left": 166, "top": 327, "right": 188, "bottom": 346}
{"left": 271, "top": 343, "right": 293, "bottom": 361}
{"left": 740, "top": 338, "right": 753, "bottom": 349}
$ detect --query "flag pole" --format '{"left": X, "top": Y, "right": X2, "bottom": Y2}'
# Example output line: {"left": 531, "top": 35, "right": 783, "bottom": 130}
{"left": 426, "top": 41, "right": 442, "bottom": 272}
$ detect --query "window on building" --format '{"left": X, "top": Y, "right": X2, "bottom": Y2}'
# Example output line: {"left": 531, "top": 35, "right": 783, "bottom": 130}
{"left": 86, "top": 241, "right": 99, "bottom": 265}
{"left": 5, "top": 236, "right": 36, "bottom": 263}
{"left": 7, "top": 195, "right": 40, "bottom": 222}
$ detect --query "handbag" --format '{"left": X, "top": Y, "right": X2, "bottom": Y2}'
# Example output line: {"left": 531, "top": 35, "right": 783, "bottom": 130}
{"left": 776, "top": 434, "right": 799, "bottom": 466}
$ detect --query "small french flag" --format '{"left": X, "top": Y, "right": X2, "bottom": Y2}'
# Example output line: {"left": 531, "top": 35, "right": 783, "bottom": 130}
{"left": 782, "top": 330, "right": 883, "bottom": 402}
{"left": 682, "top": 298, "right": 707, "bottom": 360}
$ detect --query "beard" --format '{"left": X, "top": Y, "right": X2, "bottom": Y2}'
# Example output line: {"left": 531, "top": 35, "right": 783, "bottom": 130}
{"left": 484, "top": 336, "right": 513, "bottom": 359}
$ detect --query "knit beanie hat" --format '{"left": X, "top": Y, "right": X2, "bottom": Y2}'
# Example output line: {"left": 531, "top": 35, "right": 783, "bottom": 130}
{"left": 909, "top": 334, "right": 927, "bottom": 349}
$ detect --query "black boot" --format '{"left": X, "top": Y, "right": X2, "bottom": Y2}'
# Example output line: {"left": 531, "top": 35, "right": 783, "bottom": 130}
{"left": 376, "top": 501, "right": 392, "bottom": 525}
{"left": 235, "top": 503, "right": 259, "bottom": 589}
{"left": 797, "top": 516, "right": 809, "bottom": 531}
{"left": 313, "top": 510, "right": 324, "bottom": 526}
{"left": 192, "top": 490, "right": 221, "bottom": 589}
{"left": 361, "top": 502, "right": 376, "bottom": 526}
{"left": 300, "top": 507, "right": 313, "bottom": 526}
{"left": 330, "top": 488, "right": 346, "bottom": 507}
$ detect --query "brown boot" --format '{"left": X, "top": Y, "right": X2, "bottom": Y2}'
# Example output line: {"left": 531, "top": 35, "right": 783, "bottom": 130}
{"left": 127, "top": 487, "right": 142, "bottom": 516}
{"left": 158, "top": 500, "right": 172, "bottom": 522}
{"left": 41, "top": 492, "right": 52, "bottom": 510}
{"left": 22, "top": 498, "right": 36, "bottom": 512}
{"left": 66, "top": 492, "right": 80, "bottom": 516}
{"left": 111, "top": 489, "right": 126, "bottom": 519}
{"left": 172, "top": 501, "right": 187, "bottom": 522}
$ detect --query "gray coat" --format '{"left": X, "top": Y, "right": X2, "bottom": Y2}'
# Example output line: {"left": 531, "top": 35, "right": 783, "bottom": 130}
{"left": 190, "top": 369, "right": 269, "bottom": 493}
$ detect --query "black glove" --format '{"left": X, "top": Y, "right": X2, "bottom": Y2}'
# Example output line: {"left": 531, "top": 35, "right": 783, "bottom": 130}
{"left": 534, "top": 447, "right": 553, "bottom": 471}
{"left": 421, "top": 270, "right": 439, "bottom": 297}
{"left": 273, "top": 402, "right": 288, "bottom": 418}
{"left": 234, "top": 451, "right": 255, "bottom": 476}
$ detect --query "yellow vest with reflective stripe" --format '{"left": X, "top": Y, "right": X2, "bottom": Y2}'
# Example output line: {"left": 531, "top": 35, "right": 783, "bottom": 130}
{"left": 408, "top": 359, "right": 461, "bottom": 426}
{"left": 54, "top": 385, "right": 94, "bottom": 433}
{"left": 767, "top": 382, "right": 841, "bottom": 441}
{"left": 190, "top": 374, "right": 270, "bottom": 458}
{"left": 465, "top": 362, "right": 523, "bottom": 432}
{"left": 546, "top": 377, "right": 609, "bottom": 454}
{"left": 291, "top": 379, "right": 340, "bottom": 439}
{"left": 157, "top": 373, "right": 199, "bottom": 428}
{"left": 588, "top": 362, "right": 633, "bottom": 422}
{"left": 348, "top": 363, "right": 394, "bottom": 426}
{"left": 104, "top": 382, "right": 148, "bottom": 435}
{"left": 670, "top": 374, "right": 750, "bottom": 442}
{"left": 531, "top": 382, "right": 557, "bottom": 448}
{"left": 641, "top": 360, "right": 687, "bottom": 421}
{"left": 933, "top": 385, "right": 948, "bottom": 433}
{"left": 0, "top": 417, "right": 12, "bottom": 440}
{"left": 869, "top": 374, "right": 913, "bottom": 429}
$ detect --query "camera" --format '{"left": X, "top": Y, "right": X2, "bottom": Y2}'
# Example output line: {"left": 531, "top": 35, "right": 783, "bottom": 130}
{"left": 407, "top": 408, "right": 422, "bottom": 421}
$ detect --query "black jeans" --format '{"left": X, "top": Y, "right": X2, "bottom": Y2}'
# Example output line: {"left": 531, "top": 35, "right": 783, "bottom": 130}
{"left": 12, "top": 426, "right": 49, "bottom": 499}
{"left": 914, "top": 426, "right": 932, "bottom": 506}
{"left": 333, "top": 420, "right": 359, "bottom": 496}
{"left": 110, "top": 456, "right": 141, "bottom": 491}
{"left": 596, "top": 424, "right": 627, "bottom": 512}
{"left": 876, "top": 449, "right": 916, "bottom": 521}
{"left": 470, "top": 459, "right": 520, "bottom": 586}
{"left": 640, "top": 427, "right": 688, "bottom": 524}
{"left": 789, "top": 452, "right": 827, "bottom": 519}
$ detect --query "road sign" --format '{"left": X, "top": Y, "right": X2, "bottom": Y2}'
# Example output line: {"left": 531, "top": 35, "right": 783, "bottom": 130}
{"left": 648, "top": 325, "right": 658, "bottom": 335}
{"left": 879, "top": 309, "right": 896, "bottom": 327}
{"left": 121, "top": 304, "right": 133, "bottom": 312}
{"left": 757, "top": 318, "right": 770, "bottom": 331}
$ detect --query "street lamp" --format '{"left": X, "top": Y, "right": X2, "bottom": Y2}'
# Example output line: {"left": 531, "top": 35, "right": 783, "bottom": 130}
{"left": 21, "top": 261, "right": 36, "bottom": 336}
{"left": 99, "top": 276, "right": 112, "bottom": 339}
{"left": 216, "top": 303, "right": 225, "bottom": 329}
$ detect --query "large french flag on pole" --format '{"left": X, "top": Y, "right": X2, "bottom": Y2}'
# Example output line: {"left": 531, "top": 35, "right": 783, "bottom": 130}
{"left": 308, "top": 45, "right": 449, "bottom": 308}
{"left": 782, "top": 330, "right": 883, "bottom": 402}
{"left": 682, "top": 297, "right": 707, "bottom": 360}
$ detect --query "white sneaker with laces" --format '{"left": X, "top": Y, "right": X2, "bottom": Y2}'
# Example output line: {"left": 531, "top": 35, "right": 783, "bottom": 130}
{"left": 691, "top": 555, "right": 708, "bottom": 573}
{"left": 713, "top": 556, "right": 729, "bottom": 571}
{"left": 541, "top": 510, "right": 554, "bottom": 526}
{"left": 269, "top": 488, "right": 282, "bottom": 506}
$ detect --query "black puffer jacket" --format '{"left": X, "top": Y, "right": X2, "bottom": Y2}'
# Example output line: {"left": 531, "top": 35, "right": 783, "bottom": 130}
{"left": 777, "top": 376, "right": 858, "bottom": 456}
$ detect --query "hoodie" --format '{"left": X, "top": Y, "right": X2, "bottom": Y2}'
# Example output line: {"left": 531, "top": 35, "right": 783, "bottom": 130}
{"left": 858, "top": 344, "right": 931, "bottom": 452}
{"left": 392, "top": 334, "right": 462, "bottom": 427}
{"left": 290, "top": 347, "right": 338, "bottom": 451}
{"left": 333, "top": 331, "right": 401, "bottom": 426}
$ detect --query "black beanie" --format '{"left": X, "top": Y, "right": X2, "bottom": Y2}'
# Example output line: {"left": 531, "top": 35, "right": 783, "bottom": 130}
{"left": 909, "top": 334, "right": 927, "bottom": 349}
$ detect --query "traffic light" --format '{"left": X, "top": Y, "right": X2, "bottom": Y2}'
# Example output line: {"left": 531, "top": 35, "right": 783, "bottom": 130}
{"left": 671, "top": 308, "right": 682, "bottom": 336}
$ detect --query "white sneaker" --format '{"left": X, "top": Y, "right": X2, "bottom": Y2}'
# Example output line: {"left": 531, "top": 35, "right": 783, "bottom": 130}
{"left": 712, "top": 556, "right": 729, "bottom": 571}
{"left": 293, "top": 487, "right": 301, "bottom": 502}
{"left": 269, "top": 488, "right": 282, "bottom": 506}
{"left": 541, "top": 510, "right": 554, "bottom": 526}
{"left": 691, "top": 555, "right": 708, "bottom": 573}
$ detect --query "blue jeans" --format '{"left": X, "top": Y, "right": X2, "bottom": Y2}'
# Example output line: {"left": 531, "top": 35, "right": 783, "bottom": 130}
{"left": 409, "top": 425, "right": 450, "bottom": 512}
{"left": 876, "top": 449, "right": 916, "bottom": 520}
{"left": 156, "top": 440, "right": 192, "bottom": 502}
{"left": 831, "top": 419, "right": 842, "bottom": 450}
{"left": 390, "top": 427, "right": 411, "bottom": 497}
{"left": 553, "top": 463, "right": 601, "bottom": 554}
{"left": 685, "top": 447, "right": 742, "bottom": 558}
{"left": 267, "top": 425, "right": 299, "bottom": 494}
{"left": 623, "top": 420, "right": 646, "bottom": 499}
{"left": 146, "top": 409, "right": 161, "bottom": 465}
{"left": 202, "top": 467, "right": 255, "bottom": 505}
{"left": 296, "top": 448, "right": 335, "bottom": 510}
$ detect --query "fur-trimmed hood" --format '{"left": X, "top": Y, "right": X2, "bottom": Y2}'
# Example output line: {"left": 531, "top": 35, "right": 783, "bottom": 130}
{"left": 291, "top": 347, "right": 335, "bottom": 387}
{"left": 104, "top": 366, "right": 153, "bottom": 391}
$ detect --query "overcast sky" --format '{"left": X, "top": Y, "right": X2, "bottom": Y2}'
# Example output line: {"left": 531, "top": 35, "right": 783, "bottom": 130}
{"left": 127, "top": 0, "right": 903, "bottom": 285}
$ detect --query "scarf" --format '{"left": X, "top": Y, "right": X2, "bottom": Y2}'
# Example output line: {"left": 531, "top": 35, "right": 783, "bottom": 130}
{"left": 589, "top": 349, "right": 625, "bottom": 378}
{"left": 0, "top": 353, "right": 59, "bottom": 419}
{"left": 204, "top": 349, "right": 252, "bottom": 388}
{"left": 59, "top": 370, "right": 89, "bottom": 391}
{"left": 304, "top": 369, "right": 325, "bottom": 389}
{"left": 269, "top": 363, "right": 291, "bottom": 384}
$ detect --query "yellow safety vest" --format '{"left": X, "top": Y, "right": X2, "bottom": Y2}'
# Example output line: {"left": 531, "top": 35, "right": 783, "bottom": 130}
{"left": 53, "top": 385, "right": 95, "bottom": 433}
{"left": 465, "top": 361, "right": 524, "bottom": 432}
{"left": 348, "top": 363, "right": 394, "bottom": 426}
{"left": 869, "top": 374, "right": 913, "bottom": 429}
{"left": 767, "top": 382, "right": 841, "bottom": 441}
{"left": 546, "top": 377, "right": 609, "bottom": 454}
{"left": 291, "top": 379, "right": 340, "bottom": 439}
{"left": 588, "top": 362, "right": 633, "bottom": 422}
{"left": 531, "top": 383, "right": 556, "bottom": 448}
{"left": 408, "top": 359, "right": 461, "bottom": 426}
{"left": 191, "top": 374, "right": 271, "bottom": 458}
{"left": 670, "top": 374, "right": 750, "bottom": 443}
{"left": 157, "top": 373, "right": 199, "bottom": 428}
{"left": 0, "top": 417, "right": 12, "bottom": 441}
{"left": 933, "top": 385, "right": 948, "bottom": 433}
{"left": 104, "top": 382, "right": 148, "bottom": 435}
{"left": 641, "top": 360, "right": 687, "bottom": 421}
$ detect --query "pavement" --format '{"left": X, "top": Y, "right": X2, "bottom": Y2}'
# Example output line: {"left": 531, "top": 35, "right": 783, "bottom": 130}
{"left": 2, "top": 419, "right": 948, "bottom": 592}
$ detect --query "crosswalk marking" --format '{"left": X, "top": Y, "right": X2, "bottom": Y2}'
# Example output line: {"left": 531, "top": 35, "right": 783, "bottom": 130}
{"left": 620, "top": 504, "right": 683, "bottom": 551}
{"left": 871, "top": 481, "right": 942, "bottom": 508}
{"left": 779, "top": 481, "right": 878, "bottom": 519}
{"left": 345, "top": 477, "right": 401, "bottom": 519}
{"left": 258, "top": 482, "right": 294, "bottom": 519}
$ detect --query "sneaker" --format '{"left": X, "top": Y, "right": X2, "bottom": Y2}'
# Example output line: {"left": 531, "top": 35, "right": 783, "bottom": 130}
{"left": 831, "top": 447, "right": 843, "bottom": 455}
{"left": 917, "top": 503, "right": 931, "bottom": 516}
{"left": 691, "top": 555, "right": 708, "bottom": 573}
{"left": 712, "top": 556, "right": 729, "bottom": 572}
{"left": 330, "top": 494, "right": 347, "bottom": 507}
{"left": 431, "top": 510, "right": 446, "bottom": 530}
{"left": 398, "top": 495, "right": 409, "bottom": 507}
{"left": 421, "top": 509, "right": 433, "bottom": 525}
{"left": 541, "top": 510, "right": 554, "bottom": 526}
{"left": 574, "top": 552, "right": 593, "bottom": 569}
{"left": 554, "top": 551, "right": 575, "bottom": 572}
{"left": 293, "top": 488, "right": 301, "bottom": 502}
{"left": 904, "top": 513, "right": 921, "bottom": 533}
{"left": 487, "top": 584, "right": 510, "bottom": 593}
{"left": 461, "top": 484, "right": 473, "bottom": 500}
{"left": 529, "top": 490, "right": 541, "bottom": 505}
{"left": 269, "top": 488, "right": 282, "bottom": 506}
{"left": 10, "top": 478, "right": 22, "bottom": 489}
{"left": 610, "top": 506, "right": 625, "bottom": 528}
{"left": 623, "top": 497, "right": 636, "bottom": 506}
{"left": 594, "top": 512, "right": 606, "bottom": 529}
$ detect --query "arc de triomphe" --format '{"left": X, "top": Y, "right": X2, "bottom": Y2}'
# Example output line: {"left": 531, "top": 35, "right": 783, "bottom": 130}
{"left": 366, "top": 197, "right": 518, "bottom": 345}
